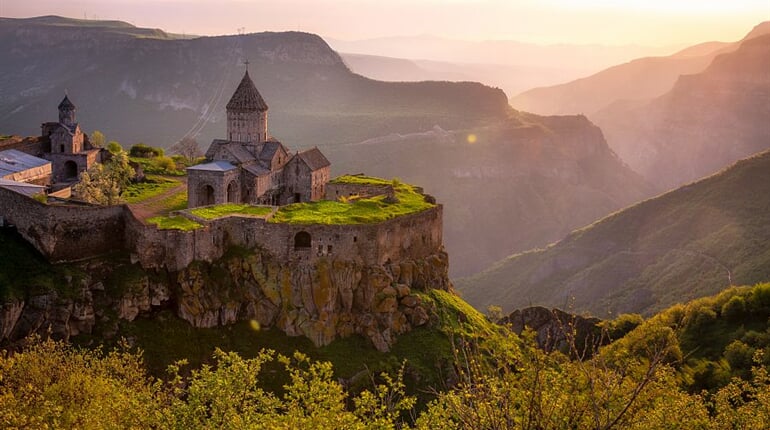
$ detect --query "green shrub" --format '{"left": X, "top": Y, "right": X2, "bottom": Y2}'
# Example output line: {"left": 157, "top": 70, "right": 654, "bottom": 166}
{"left": 721, "top": 295, "right": 747, "bottom": 321}
{"left": 724, "top": 340, "right": 754, "bottom": 374}
{"left": 106, "top": 141, "right": 123, "bottom": 154}
{"left": 748, "top": 283, "right": 770, "bottom": 314}
{"left": 602, "top": 313, "right": 644, "bottom": 340}
{"left": 154, "top": 156, "right": 177, "bottom": 172}
{"left": 129, "top": 143, "right": 164, "bottom": 158}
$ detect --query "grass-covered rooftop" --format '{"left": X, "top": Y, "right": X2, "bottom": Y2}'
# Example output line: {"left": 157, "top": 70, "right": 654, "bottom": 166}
{"left": 270, "top": 177, "right": 434, "bottom": 225}
{"left": 328, "top": 174, "right": 392, "bottom": 186}
{"left": 189, "top": 204, "right": 273, "bottom": 220}
{"left": 147, "top": 215, "right": 202, "bottom": 231}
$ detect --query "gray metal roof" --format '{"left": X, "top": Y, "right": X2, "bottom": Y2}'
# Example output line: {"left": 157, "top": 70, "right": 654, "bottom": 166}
{"left": 186, "top": 160, "right": 237, "bottom": 172}
{"left": 0, "top": 149, "right": 51, "bottom": 177}
{"left": 0, "top": 178, "right": 46, "bottom": 196}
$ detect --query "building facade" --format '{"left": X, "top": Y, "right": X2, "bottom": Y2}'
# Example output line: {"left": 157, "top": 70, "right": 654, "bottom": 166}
{"left": 187, "top": 71, "right": 331, "bottom": 208}
{"left": 40, "top": 95, "right": 102, "bottom": 183}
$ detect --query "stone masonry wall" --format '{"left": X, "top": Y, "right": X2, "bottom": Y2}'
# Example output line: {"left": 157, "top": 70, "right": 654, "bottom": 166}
{"left": 128, "top": 205, "right": 443, "bottom": 272}
{"left": 325, "top": 182, "right": 395, "bottom": 200}
{"left": 1, "top": 182, "right": 443, "bottom": 277}
{"left": 0, "top": 187, "right": 125, "bottom": 261}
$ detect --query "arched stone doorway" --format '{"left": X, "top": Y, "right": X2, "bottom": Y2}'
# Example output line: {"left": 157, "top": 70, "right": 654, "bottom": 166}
{"left": 201, "top": 184, "right": 215, "bottom": 206}
{"left": 294, "top": 231, "right": 311, "bottom": 249}
{"left": 227, "top": 181, "right": 238, "bottom": 203}
{"left": 63, "top": 161, "right": 78, "bottom": 179}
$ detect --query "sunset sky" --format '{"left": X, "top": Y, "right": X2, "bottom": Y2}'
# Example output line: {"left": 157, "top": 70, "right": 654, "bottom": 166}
{"left": 3, "top": 0, "right": 768, "bottom": 46}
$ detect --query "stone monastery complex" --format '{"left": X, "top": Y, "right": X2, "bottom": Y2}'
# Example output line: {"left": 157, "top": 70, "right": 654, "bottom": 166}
{"left": 187, "top": 70, "right": 330, "bottom": 208}
{"left": 0, "top": 71, "right": 443, "bottom": 271}
{"left": 0, "top": 71, "right": 447, "bottom": 351}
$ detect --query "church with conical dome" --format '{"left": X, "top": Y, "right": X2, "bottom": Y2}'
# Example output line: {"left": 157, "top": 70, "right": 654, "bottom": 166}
{"left": 40, "top": 94, "right": 103, "bottom": 183}
{"left": 187, "top": 70, "right": 330, "bottom": 208}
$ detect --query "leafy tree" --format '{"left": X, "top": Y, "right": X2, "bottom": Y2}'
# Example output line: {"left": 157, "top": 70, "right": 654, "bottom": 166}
{"left": 90, "top": 130, "right": 105, "bottom": 148}
{"left": 106, "top": 140, "right": 123, "bottom": 155}
{"left": 73, "top": 151, "right": 135, "bottom": 205}
{"left": 0, "top": 337, "right": 164, "bottom": 428}
{"left": 170, "top": 137, "right": 203, "bottom": 164}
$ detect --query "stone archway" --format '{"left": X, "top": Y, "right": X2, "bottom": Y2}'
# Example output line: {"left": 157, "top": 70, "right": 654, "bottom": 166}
{"left": 227, "top": 180, "right": 238, "bottom": 203}
{"left": 201, "top": 184, "right": 215, "bottom": 206}
{"left": 63, "top": 161, "right": 78, "bottom": 179}
{"left": 294, "top": 231, "right": 311, "bottom": 249}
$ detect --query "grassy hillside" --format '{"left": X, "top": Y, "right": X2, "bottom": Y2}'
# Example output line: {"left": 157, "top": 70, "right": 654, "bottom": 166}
{"left": 458, "top": 149, "right": 770, "bottom": 317}
{"left": 609, "top": 282, "right": 770, "bottom": 392}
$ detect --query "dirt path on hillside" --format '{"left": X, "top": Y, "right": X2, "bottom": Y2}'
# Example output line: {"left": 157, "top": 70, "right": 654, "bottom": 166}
{"left": 127, "top": 177, "right": 187, "bottom": 221}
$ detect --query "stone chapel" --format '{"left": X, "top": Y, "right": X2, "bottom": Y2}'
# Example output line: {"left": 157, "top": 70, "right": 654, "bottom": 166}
{"left": 40, "top": 95, "right": 102, "bottom": 183}
{"left": 187, "top": 70, "right": 330, "bottom": 208}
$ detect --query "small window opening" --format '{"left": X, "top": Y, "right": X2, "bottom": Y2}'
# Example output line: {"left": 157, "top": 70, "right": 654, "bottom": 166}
{"left": 294, "top": 231, "right": 311, "bottom": 249}
{"left": 327, "top": 245, "right": 333, "bottom": 254}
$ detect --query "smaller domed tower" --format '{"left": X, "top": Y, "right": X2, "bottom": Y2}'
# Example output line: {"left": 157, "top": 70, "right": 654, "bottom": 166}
{"left": 58, "top": 95, "right": 76, "bottom": 128}
{"left": 226, "top": 70, "right": 268, "bottom": 143}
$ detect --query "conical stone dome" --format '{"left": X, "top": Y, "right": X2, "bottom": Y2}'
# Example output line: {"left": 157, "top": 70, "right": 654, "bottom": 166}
{"left": 226, "top": 71, "right": 268, "bottom": 112}
{"left": 58, "top": 95, "right": 75, "bottom": 110}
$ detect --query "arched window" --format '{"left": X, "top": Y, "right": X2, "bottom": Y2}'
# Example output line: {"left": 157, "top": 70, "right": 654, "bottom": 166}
{"left": 201, "top": 184, "right": 215, "bottom": 206}
{"left": 226, "top": 181, "right": 238, "bottom": 203}
{"left": 294, "top": 231, "right": 311, "bottom": 249}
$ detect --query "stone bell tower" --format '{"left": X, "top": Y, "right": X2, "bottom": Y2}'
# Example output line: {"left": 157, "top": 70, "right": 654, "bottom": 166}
{"left": 225, "top": 68, "right": 268, "bottom": 143}
{"left": 58, "top": 94, "right": 76, "bottom": 128}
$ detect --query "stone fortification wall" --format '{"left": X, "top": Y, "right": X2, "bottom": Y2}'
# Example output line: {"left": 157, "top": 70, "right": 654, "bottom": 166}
{"left": 129, "top": 205, "right": 443, "bottom": 272}
{"left": 1, "top": 180, "right": 442, "bottom": 275}
{"left": 1, "top": 193, "right": 447, "bottom": 352}
{"left": 0, "top": 187, "right": 125, "bottom": 261}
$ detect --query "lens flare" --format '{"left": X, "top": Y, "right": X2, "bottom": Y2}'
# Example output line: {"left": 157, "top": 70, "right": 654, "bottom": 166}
{"left": 467, "top": 134, "right": 478, "bottom": 144}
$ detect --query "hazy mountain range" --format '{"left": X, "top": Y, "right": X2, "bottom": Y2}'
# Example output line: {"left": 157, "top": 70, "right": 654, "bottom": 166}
{"left": 458, "top": 149, "right": 770, "bottom": 317}
{"left": 331, "top": 34, "right": 680, "bottom": 99}
{"left": 511, "top": 21, "right": 770, "bottom": 190}
{"left": 0, "top": 16, "right": 652, "bottom": 277}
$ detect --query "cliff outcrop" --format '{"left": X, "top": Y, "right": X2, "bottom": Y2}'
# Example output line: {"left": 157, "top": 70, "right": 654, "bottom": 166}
{"left": 0, "top": 243, "right": 450, "bottom": 352}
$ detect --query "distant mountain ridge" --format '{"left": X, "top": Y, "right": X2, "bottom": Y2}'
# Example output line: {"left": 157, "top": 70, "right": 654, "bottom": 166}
{"left": 0, "top": 16, "right": 508, "bottom": 148}
{"left": 594, "top": 32, "right": 770, "bottom": 190}
{"left": 0, "top": 15, "right": 653, "bottom": 277}
{"left": 511, "top": 21, "right": 770, "bottom": 118}
{"left": 457, "top": 148, "right": 770, "bottom": 317}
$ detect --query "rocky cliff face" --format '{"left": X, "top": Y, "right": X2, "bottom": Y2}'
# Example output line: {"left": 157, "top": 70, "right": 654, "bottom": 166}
{"left": 0, "top": 246, "right": 450, "bottom": 352}
{"left": 501, "top": 307, "right": 601, "bottom": 353}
